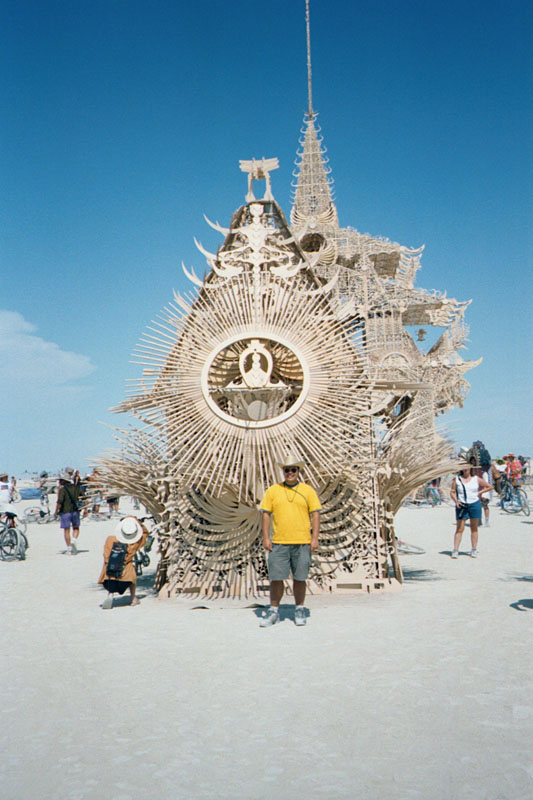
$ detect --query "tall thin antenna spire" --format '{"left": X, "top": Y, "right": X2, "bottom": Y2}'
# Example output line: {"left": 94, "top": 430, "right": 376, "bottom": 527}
{"left": 306, "top": 0, "right": 313, "bottom": 116}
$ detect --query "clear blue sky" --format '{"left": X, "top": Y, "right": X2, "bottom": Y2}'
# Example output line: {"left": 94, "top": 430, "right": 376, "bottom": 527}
{"left": 1, "top": 0, "right": 531, "bottom": 476}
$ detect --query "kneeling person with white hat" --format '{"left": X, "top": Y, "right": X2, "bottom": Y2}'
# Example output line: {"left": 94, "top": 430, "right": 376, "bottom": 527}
{"left": 260, "top": 455, "right": 321, "bottom": 627}
{"left": 98, "top": 516, "right": 149, "bottom": 609}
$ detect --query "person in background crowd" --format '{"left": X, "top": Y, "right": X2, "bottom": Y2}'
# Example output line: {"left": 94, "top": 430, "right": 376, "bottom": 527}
{"left": 480, "top": 464, "right": 494, "bottom": 527}
{"left": 505, "top": 454, "right": 523, "bottom": 486}
{"left": 106, "top": 492, "right": 120, "bottom": 516}
{"left": 493, "top": 459, "right": 506, "bottom": 496}
{"left": 0, "top": 472, "right": 12, "bottom": 508}
{"left": 85, "top": 468, "right": 103, "bottom": 517}
{"left": 38, "top": 471, "right": 49, "bottom": 501}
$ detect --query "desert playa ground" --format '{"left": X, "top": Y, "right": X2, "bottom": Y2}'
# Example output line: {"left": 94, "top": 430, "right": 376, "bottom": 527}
{"left": 1, "top": 497, "right": 532, "bottom": 800}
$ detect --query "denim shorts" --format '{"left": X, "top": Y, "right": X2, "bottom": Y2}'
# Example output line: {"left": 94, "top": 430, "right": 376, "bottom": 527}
{"left": 455, "top": 501, "right": 481, "bottom": 521}
{"left": 60, "top": 511, "right": 80, "bottom": 529}
{"left": 268, "top": 543, "right": 311, "bottom": 581}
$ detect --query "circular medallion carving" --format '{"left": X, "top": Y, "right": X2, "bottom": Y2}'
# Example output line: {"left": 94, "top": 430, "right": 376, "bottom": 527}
{"left": 201, "top": 333, "right": 310, "bottom": 428}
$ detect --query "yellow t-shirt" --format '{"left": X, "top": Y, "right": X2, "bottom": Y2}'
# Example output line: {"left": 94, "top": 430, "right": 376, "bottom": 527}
{"left": 261, "top": 482, "right": 321, "bottom": 544}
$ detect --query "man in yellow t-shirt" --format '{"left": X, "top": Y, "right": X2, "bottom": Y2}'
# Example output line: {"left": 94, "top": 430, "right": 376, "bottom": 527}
{"left": 260, "top": 455, "right": 321, "bottom": 627}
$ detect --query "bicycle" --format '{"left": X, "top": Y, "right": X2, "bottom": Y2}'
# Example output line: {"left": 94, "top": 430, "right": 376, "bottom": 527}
{"left": 0, "top": 523, "right": 28, "bottom": 560}
{"left": 500, "top": 479, "right": 530, "bottom": 516}
{"left": 133, "top": 516, "right": 157, "bottom": 576}
{"left": 396, "top": 537, "right": 425, "bottom": 555}
{"left": 82, "top": 506, "right": 112, "bottom": 522}
{"left": 1, "top": 507, "right": 27, "bottom": 535}
{"left": 24, "top": 493, "right": 56, "bottom": 524}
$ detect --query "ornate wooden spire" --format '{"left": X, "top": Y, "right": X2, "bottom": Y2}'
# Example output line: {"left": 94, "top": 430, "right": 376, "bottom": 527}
{"left": 291, "top": 2, "right": 338, "bottom": 236}
{"left": 306, "top": 0, "right": 313, "bottom": 117}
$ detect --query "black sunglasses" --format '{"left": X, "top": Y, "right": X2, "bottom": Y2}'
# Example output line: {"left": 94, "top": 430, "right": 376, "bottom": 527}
{"left": 283, "top": 467, "right": 299, "bottom": 473}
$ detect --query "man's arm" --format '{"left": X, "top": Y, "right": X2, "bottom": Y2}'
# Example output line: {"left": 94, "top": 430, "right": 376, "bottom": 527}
{"left": 54, "top": 488, "right": 62, "bottom": 516}
{"left": 310, "top": 510, "right": 320, "bottom": 552}
{"left": 262, "top": 511, "right": 272, "bottom": 551}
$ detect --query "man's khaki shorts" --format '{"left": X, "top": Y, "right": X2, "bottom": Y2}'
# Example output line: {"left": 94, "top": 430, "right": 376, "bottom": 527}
{"left": 268, "top": 543, "right": 311, "bottom": 581}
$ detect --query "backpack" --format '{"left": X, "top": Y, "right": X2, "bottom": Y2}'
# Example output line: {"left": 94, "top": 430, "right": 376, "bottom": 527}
{"left": 106, "top": 542, "right": 128, "bottom": 578}
{"left": 478, "top": 447, "right": 491, "bottom": 468}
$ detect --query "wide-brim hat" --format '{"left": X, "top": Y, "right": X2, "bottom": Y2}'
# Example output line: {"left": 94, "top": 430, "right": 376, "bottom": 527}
{"left": 58, "top": 471, "right": 72, "bottom": 482}
{"left": 115, "top": 517, "right": 143, "bottom": 545}
{"left": 276, "top": 454, "right": 306, "bottom": 471}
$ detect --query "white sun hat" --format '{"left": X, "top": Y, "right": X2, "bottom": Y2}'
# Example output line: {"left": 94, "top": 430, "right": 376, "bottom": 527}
{"left": 276, "top": 454, "right": 306, "bottom": 471}
{"left": 115, "top": 517, "right": 143, "bottom": 545}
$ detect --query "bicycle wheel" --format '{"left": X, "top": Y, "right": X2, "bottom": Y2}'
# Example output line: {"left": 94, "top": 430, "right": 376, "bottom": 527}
{"left": 518, "top": 490, "right": 530, "bottom": 516}
{"left": 13, "top": 517, "right": 27, "bottom": 534}
{"left": 0, "top": 529, "right": 21, "bottom": 560}
{"left": 501, "top": 491, "right": 521, "bottom": 514}
{"left": 24, "top": 507, "right": 42, "bottom": 523}
{"left": 396, "top": 538, "right": 426, "bottom": 555}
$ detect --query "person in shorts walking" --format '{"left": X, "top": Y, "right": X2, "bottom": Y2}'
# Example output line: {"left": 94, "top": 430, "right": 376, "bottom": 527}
{"left": 259, "top": 455, "right": 321, "bottom": 627}
{"left": 54, "top": 472, "right": 84, "bottom": 554}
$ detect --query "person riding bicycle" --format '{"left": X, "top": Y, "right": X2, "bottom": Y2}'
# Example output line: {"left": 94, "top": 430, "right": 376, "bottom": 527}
{"left": 505, "top": 454, "right": 523, "bottom": 487}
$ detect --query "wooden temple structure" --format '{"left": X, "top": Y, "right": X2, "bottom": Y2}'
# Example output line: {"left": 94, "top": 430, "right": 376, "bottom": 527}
{"left": 97, "top": 2, "right": 479, "bottom": 597}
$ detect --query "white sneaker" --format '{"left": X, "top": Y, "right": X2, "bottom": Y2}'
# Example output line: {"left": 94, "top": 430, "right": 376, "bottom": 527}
{"left": 451, "top": 550, "right": 459, "bottom": 559}
{"left": 295, "top": 607, "right": 307, "bottom": 626}
{"left": 471, "top": 549, "right": 479, "bottom": 558}
{"left": 71, "top": 541, "right": 78, "bottom": 555}
{"left": 259, "top": 608, "right": 279, "bottom": 628}
{"left": 102, "top": 593, "right": 113, "bottom": 610}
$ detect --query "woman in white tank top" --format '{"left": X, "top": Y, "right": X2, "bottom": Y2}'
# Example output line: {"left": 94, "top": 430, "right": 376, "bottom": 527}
{"left": 450, "top": 466, "right": 493, "bottom": 559}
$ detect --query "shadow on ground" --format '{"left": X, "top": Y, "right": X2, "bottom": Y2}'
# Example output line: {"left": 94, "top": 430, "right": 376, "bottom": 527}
{"left": 439, "top": 550, "right": 475, "bottom": 559}
{"left": 253, "top": 603, "right": 310, "bottom": 623}
{"left": 135, "top": 572, "right": 158, "bottom": 594}
{"left": 501, "top": 572, "right": 533, "bottom": 583}
{"left": 401, "top": 567, "right": 441, "bottom": 582}
{"left": 510, "top": 598, "right": 533, "bottom": 611}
